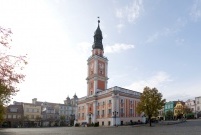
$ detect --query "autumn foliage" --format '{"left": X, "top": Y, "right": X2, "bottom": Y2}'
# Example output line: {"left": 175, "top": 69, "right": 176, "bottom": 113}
{"left": 136, "top": 87, "right": 166, "bottom": 126}
{"left": 0, "top": 27, "right": 27, "bottom": 123}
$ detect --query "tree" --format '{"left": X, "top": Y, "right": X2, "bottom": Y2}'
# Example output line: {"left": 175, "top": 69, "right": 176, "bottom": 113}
{"left": 0, "top": 27, "right": 27, "bottom": 124}
{"left": 136, "top": 87, "right": 166, "bottom": 126}
{"left": 183, "top": 106, "right": 192, "bottom": 115}
{"left": 0, "top": 105, "right": 5, "bottom": 124}
{"left": 60, "top": 115, "right": 66, "bottom": 126}
{"left": 183, "top": 106, "right": 194, "bottom": 119}
{"left": 165, "top": 110, "right": 174, "bottom": 120}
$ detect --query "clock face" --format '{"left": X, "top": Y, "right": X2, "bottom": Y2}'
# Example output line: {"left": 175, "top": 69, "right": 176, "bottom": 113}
{"left": 99, "top": 63, "right": 104, "bottom": 69}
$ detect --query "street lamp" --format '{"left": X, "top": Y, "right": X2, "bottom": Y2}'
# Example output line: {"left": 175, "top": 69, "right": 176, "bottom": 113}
{"left": 113, "top": 111, "right": 118, "bottom": 126}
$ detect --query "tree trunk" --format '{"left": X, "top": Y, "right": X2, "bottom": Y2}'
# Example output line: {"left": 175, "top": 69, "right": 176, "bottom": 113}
{"left": 149, "top": 116, "right": 152, "bottom": 127}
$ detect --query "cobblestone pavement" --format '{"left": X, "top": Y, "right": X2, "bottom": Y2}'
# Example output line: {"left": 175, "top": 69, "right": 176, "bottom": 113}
{"left": 0, "top": 119, "right": 201, "bottom": 135}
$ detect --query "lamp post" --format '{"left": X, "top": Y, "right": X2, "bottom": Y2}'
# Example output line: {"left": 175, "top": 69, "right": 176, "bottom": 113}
{"left": 113, "top": 111, "right": 118, "bottom": 126}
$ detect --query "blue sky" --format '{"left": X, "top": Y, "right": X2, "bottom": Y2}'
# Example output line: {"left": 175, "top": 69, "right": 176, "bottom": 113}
{"left": 1, "top": 0, "right": 201, "bottom": 103}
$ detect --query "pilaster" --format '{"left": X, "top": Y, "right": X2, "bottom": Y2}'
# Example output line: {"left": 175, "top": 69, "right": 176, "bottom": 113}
{"left": 92, "top": 100, "right": 97, "bottom": 123}
{"left": 94, "top": 78, "right": 98, "bottom": 94}
{"left": 85, "top": 103, "right": 88, "bottom": 123}
{"left": 94, "top": 58, "right": 98, "bottom": 74}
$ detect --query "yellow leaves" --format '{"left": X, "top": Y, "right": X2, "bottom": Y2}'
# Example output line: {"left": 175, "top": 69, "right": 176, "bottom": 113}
{"left": 136, "top": 86, "right": 166, "bottom": 117}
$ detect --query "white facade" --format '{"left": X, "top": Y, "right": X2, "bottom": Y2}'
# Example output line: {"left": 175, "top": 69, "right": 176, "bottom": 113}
{"left": 185, "top": 99, "right": 195, "bottom": 113}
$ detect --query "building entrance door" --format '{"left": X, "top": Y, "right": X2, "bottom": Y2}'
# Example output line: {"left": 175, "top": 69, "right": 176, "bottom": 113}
{"left": 89, "top": 117, "right": 91, "bottom": 124}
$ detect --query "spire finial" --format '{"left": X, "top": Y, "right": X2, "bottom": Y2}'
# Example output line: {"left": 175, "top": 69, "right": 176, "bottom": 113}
{"left": 98, "top": 16, "right": 100, "bottom": 25}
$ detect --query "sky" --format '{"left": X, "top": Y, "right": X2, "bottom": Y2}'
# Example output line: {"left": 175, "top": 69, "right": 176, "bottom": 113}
{"left": 0, "top": 0, "right": 201, "bottom": 104}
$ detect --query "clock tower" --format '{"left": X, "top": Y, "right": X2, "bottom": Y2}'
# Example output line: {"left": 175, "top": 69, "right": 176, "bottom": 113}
{"left": 86, "top": 19, "right": 108, "bottom": 96}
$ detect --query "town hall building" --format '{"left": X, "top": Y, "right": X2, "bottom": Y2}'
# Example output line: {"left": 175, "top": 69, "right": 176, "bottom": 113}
{"left": 76, "top": 20, "right": 141, "bottom": 126}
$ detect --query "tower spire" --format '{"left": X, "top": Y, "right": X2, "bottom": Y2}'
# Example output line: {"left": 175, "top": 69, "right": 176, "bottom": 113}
{"left": 92, "top": 17, "right": 103, "bottom": 51}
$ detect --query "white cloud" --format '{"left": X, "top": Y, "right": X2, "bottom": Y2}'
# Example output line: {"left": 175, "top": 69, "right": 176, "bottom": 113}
{"left": 75, "top": 42, "right": 135, "bottom": 55}
{"left": 115, "top": 0, "right": 143, "bottom": 32}
{"left": 190, "top": 0, "right": 201, "bottom": 22}
{"left": 105, "top": 43, "right": 135, "bottom": 54}
{"left": 116, "top": 23, "right": 125, "bottom": 33}
{"left": 126, "top": 0, "right": 143, "bottom": 23}
{"left": 126, "top": 71, "right": 172, "bottom": 92}
{"left": 115, "top": 0, "right": 143, "bottom": 23}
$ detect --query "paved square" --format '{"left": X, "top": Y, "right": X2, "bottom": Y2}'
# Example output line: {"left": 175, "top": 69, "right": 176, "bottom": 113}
{"left": 1, "top": 119, "right": 201, "bottom": 135}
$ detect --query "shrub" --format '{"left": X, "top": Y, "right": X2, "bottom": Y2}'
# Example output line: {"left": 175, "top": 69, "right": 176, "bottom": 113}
{"left": 94, "top": 122, "right": 99, "bottom": 127}
{"left": 75, "top": 123, "right": 80, "bottom": 127}
{"left": 186, "top": 113, "right": 194, "bottom": 119}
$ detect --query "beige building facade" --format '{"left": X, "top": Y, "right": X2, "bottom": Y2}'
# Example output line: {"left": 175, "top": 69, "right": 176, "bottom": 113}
{"left": 174, "top": 101, "right": 185, "bottom": 118}
{"left": 23, "top": 103, "right": 42, "bottom": 126}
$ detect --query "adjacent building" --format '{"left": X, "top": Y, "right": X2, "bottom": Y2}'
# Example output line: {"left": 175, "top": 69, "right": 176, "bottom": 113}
{"left": 164, "top": 101, "right": 177, "bottom": 120}
{"left": 164, "top": 101, "right": 177, "bottom": 114}
{"left": 158, "top": 107, "right": 164, "bottom": 120}
{"left": 174, "top": 101, "right": 185, "bottom": 118}
{"left": 31, "top": 96, "right": 78, "bottom": 127}
{"left": 3, "top": 105, "right": 23, "bottom": 128}
{"left": 41, "top": 104, "right": 59, "bottom": 126}
{"left": 76, "top": 19, "right": 141, "bottom": 126}
{"left": 23, "top": 103, "right": 42, "bottom": 127}
{"left": 58, "top": 94, "right": 78, "bottom": 126}
{"left": 12, "top": 101, "right": 42, "bottom": 127}
{"left": 195, "top": 96, "right": 201, "bottom": 118}
{"left": 185, "top": 99, "right": 195, "bottom": 113}
{"left": 32, "top": 98, "right": 60, "bottom": 126}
